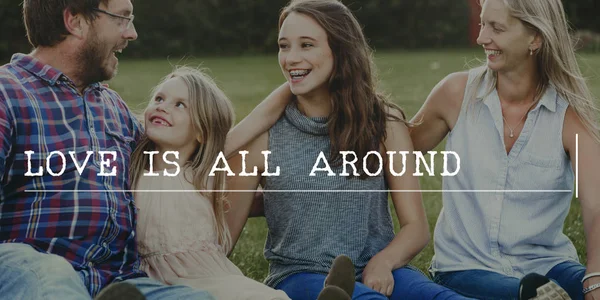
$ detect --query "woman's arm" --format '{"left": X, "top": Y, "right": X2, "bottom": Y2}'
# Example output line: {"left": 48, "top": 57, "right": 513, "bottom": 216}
{"left": 225, "top": 132, "right": 268, "bottom": 253}
{"left": 563, "top": 107, "right": 600, "bottom": 300}
{"left": 224, "top": 83, "right": 292, "bottom": 158}
{"left": 362, "top": 110, "right": 429, "bottom": 296}
{"left": 409, "top": 72, "right": 467, "bottom": 152}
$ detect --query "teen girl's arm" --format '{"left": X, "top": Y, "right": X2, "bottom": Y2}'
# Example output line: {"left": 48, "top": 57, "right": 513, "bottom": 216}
{"left": 361, "top": 110, "right": 429, "bottom": 297}
{"left": 224, "top": 132, "right": 268, "bottom": 254}
{"left": 224, "top": 83, "right": 292, "bottom": 158}
{"left": 409, "top": 72, "right": 467, "bottom": 152}
{"left": 563, "top": 107, "right": 600, "bottom": 300}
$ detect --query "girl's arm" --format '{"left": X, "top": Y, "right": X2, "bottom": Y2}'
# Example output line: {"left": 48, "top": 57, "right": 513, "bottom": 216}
{"left": 362, "top": 110, "right": 429, "bottom": 296}
{"left": 225, "top": 132, "right": 268, "bottom": 253}
{"left": 224, "top": 83, "right": 292, "bottom": 158}
{"left": 409, "top": 72, "right": 467, "bottom": 152}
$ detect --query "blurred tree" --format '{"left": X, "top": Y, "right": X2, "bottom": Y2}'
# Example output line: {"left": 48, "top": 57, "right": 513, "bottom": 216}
{"left": 563, "top": 0, "right": 599, "bottom": 36}
{"left": 0, "top": 0, "right": 31, "bottom": 60}
{"left": 0, "top": 0, "right": 597, "bottom": 60}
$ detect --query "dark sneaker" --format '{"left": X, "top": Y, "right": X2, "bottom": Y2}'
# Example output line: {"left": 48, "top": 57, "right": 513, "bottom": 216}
{"left": 318, "top": 285, "right": 352, "bottom": 300}
{"left": 324, "top": 255, "right": 355, "bottom": 297}
{"left": 519, "top": 273, "right": 571, "bottom": 300}
{"left": 95, "top": 282, "right": 146, "bottom": 300}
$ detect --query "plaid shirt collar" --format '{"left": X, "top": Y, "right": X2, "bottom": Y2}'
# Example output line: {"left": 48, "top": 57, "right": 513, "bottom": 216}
{"left": 11, "top": 53, "right": 102, "bottom": 90}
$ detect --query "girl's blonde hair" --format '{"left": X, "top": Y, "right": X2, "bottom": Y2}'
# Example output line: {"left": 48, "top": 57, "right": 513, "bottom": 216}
{"left": 469, "top": 0, "right": 600, "bottom": 142}
{"left": 130, "top": 66, "right": 235, "bottom": 253}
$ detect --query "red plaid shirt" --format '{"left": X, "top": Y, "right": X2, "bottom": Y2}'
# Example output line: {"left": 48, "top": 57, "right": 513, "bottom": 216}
{"left": 0, "top": 54, "right": 146, "bottom": 296}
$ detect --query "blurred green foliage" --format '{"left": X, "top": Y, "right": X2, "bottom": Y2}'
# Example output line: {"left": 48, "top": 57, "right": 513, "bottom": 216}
{"left": 0, "top": 0, "right": 598, "bottom": 60}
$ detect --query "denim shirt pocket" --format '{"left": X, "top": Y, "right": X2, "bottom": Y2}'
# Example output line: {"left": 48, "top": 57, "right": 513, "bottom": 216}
{"left": 519, "top": 151, "right": 562, "bottom": 170}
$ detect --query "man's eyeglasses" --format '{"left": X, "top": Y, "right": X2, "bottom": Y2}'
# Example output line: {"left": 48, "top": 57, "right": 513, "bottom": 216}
{"left": 92, "top": 8, "right": 135, "bottom": 30}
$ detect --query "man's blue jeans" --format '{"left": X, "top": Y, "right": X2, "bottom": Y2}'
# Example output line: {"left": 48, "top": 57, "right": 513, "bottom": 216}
{"left": 433, "top": 261, "right": 586, "bottom": 300}
{"left": 276, "top": 265, "right": 475, "bottom": 299}
{"left": 0, "top": 243, "right": 215, "bottom": 299}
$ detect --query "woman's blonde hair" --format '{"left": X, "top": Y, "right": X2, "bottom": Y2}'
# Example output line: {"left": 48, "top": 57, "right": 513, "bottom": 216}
{"left": 469, "top": 0, "right": 600, "bottom": 142}
{"left": 130, "top": 66, "right": 235, "bottom": 253}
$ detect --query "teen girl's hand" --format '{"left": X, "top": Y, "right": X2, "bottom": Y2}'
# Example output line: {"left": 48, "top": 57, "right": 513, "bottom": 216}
{"left": 362, "top": 254, "right": 395, "bottom": 296}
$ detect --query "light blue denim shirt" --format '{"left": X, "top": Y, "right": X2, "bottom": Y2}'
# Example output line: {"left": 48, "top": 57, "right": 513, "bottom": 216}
{"left": 430, "top": 67, "right": 579, "bottom": 278}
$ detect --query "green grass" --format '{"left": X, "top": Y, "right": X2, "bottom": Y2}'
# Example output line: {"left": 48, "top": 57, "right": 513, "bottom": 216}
{"left": 110, "top": 49, "right": 600, "bottom": 281}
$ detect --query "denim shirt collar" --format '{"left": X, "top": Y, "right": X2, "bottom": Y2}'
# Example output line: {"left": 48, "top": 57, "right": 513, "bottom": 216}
{"left": 478, "top": 75, "right": 558, "bottom": 113}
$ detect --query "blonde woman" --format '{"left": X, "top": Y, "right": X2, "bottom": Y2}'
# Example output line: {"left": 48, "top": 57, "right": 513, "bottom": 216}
{"left": 410, "top": 0, "right": 600, "bottom": 299}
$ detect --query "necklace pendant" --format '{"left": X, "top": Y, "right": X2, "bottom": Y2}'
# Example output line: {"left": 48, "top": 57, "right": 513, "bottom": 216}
{"left": 509, "top": 132, "right": 514, "bottom": 138}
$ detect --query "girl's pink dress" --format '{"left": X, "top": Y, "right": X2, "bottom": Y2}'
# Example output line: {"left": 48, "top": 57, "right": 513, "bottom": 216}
{"left": 135, "top": 170, "right": 289, "bottom": 300}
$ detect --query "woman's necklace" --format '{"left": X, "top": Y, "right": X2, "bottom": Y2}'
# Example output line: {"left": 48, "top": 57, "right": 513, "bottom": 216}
{"left": 501, "top": 100, "right": 537, "bottom": 138}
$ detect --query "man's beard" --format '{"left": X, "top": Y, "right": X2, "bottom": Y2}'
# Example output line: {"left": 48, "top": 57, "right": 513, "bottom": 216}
{"left": 77, "top": 34, "right": 116, "bottom": 86}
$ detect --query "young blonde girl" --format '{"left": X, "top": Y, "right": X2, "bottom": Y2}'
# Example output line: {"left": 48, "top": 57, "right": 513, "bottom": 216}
{"left": 129, "top": 66, "right": 292, "bottom": 299}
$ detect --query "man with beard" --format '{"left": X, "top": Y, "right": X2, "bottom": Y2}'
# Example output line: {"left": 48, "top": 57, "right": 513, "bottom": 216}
{"left": 0, "top": 1, "right": 214, "bottom": 299}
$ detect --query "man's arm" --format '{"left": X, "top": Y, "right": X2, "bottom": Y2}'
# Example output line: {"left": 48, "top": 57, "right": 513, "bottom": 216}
{"left": 129, "top": 110, "right": 145, "bottom": 145}
{"left": 0, "top": 91, "right": 15, "bottom": 199}
{"left": 105, "top": 88, "right": 144, "bottom": 144}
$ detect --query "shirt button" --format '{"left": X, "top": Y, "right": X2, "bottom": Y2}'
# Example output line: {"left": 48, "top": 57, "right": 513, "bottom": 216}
{"left": 87, "top": 261, "right": 94, "bottom": 267}
{"left": 102, "top": 242, "right": 108, "bottom": 248}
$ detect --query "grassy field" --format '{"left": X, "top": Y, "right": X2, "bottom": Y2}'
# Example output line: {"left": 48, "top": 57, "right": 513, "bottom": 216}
{"left": 109, "top": 49, "right": 600, "bottom": 281}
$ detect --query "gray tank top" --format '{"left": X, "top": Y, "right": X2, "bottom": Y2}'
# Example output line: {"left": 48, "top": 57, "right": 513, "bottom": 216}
{"left": 263, "top": 103, "right": 395, "bottom": 288}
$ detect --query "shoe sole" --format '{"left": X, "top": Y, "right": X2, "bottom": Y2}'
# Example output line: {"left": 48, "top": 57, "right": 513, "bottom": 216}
{"left": 325, "top": 255, "right": 355, "bottom": 297}
{"left": 317, "top": 286, "right": 351, "bottom": 300}
{"left": 531, "top": 281, "right": 571, "bottom": 300}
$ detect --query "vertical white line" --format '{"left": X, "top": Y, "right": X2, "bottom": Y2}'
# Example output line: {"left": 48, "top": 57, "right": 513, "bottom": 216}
{"left": 576, "top": 134, "right": 579, "bottom": 198}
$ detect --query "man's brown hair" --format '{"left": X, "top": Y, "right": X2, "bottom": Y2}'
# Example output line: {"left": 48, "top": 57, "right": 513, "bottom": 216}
{"left": 23, "top": 0, "right": 111, "bottom": 47}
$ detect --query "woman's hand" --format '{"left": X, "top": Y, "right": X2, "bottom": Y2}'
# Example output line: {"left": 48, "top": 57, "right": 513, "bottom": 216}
{"left": 362, "top": 254, "right": 395, "bottom": 296}
{"left": 585, "top": 289, "right": 600, "bottom": 300}
{"left": 584, "top": 277, "right": 600, "bottom": 300}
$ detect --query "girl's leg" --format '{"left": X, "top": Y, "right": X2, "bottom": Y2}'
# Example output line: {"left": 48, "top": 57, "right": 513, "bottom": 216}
{"left": 276, "top": 273, "right": 331, "bottom": 300}
{"left": 390, "top": 266, "right": 476, "bottom": 300}
{"left": 545, "top": 261, "right": 586, "bottom": 300}
{"left": 276, "top": 272, "right": 389, "bottom": 300}
{"left": 433, "top": 269, "right": 520, "bottom": 300}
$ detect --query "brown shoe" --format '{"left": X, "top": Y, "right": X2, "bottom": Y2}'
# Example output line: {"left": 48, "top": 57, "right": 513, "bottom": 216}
{"left": 318, "top": 286, "right": 352, "bottom": 300}
{"left": 95, "top": 282, "right": 146, "bottom": 300}
{"left": 324, "top": 255, "right": 355, "bottom": 297}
